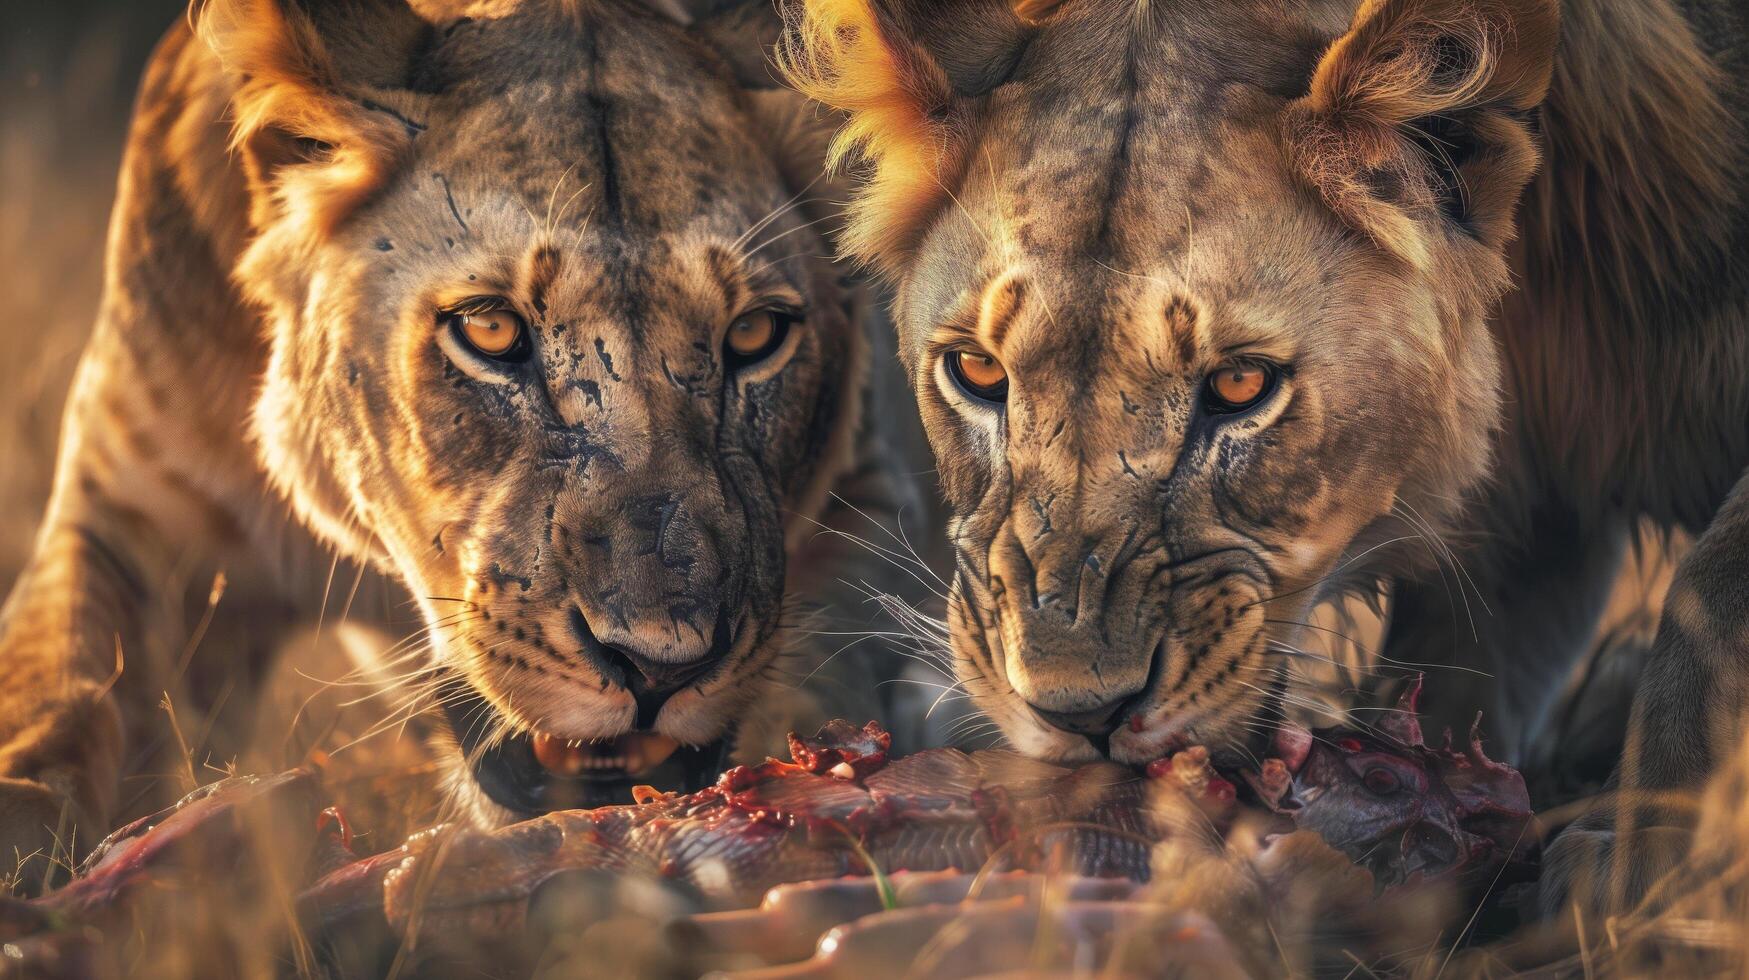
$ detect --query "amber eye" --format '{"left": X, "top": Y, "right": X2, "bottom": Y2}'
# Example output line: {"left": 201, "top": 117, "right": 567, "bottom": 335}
{"left": 725, "top": 311, "right": 791, "bottom": 365}
{"left": 947, "top": 350, "right": 1008, "bottom": 403}
{"left": 1203, "top": 362, "right": 1274, "bottom": 413}
{"left": 456, "top": 308, "right": 528, "bottom": 360}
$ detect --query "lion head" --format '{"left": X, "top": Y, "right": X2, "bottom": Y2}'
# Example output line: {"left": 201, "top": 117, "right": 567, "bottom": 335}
{"left": 201, "top": 0, "right": 858, "bottom": 817}
{"left": 781, "top": 0, "right": 1556, "bottom": 764}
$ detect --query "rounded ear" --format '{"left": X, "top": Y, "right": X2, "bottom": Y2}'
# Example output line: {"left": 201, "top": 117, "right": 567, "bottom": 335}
{"left": 197, "top": 0, "right": 433, "bottom": 234}
{"left": 777, "top": 0, "right": 1033, "bottom": 273}
{"left": 1284, "top": 0, "right": 1559, "bottom": 266}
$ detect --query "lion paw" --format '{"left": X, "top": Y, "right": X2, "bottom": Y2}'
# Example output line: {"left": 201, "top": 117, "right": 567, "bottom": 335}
{"left": 1538, "top": 815, "right": 1693, "bottom": 921}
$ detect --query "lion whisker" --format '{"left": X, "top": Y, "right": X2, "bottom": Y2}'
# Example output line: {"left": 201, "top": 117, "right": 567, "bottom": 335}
{"left": 732, "top": 171, "right": 826, "bottom": 252}
{"left": 1243, "top": 534, "right": 1424, "bottom": 611}
{"left": 744, "top": 212, "right": 838, "bottom": 261}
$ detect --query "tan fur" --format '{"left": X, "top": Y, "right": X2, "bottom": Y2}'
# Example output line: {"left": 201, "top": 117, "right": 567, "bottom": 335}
{"left": 976, "top": 271, "right": 1024, "bottom": 349}
{"left": 784, "top": 0, "right": 1749, "bottom": 917}
{"left": 1285, "top": 0, "right": 1556, "bottom": 265}
{"left": 199, "top": 0, "right": 423, "bottom": 234}
{"left": 0, "top": 0, "right": 930, "bottom": 880}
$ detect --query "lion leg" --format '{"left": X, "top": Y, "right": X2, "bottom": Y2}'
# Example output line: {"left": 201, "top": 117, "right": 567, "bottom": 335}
{"left": 0, "top": 351, "right": 296, "bottom": 890}
{"left": 1541, "top": 466, "right": 1749, "bottom": 919}
{"left": 0, "top": 411, "right": 173, "bottom": 883}
{"left": 0, "top": 23, "right": 298, "bottom": 889}
{"left": 0, "top": 534, "right": 128, "bottom": 891}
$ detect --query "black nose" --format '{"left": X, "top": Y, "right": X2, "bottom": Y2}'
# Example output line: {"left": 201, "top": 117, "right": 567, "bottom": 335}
{"left": 1031, "top": 700, "right": 1128, "bottom": 738}
{"left": 570, "top": 607, "right": 735, "bottom": 728}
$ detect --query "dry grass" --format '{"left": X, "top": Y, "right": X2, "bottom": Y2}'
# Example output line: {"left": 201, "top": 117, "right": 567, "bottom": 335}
{"left": 0, "top": 3, "right": 175, "bottom": 903}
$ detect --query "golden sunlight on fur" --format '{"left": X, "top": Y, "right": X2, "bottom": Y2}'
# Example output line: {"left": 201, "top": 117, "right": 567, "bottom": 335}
{"left": 197, "top": 0, "right": 420, "bottom": 233}
{"left": 776, "top": 0, "right": 956, "bottom": 271}
{"left": 1010, "top": 0, "right": 1072, "bottom": 23}
{"left": 0, "top": 0, "right": 940, "bottom": 891}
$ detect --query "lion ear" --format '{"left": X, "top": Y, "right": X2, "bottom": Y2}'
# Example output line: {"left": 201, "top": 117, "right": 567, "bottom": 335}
{"left": 198, "top": 0, "right": 433, "bottom": 234}
{"left": 777, "top": 0, "right": 1033, "bottom": 273}
{"left": 1284, "top": 0, "right": 1558, "bottom": 265}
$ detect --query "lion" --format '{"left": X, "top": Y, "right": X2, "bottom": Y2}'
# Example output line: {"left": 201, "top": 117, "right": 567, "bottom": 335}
{"left": 780, "top": 0, "right": 1748, "bottom": 918}
{"left": 0, "top": 0, "right": 939, "bottom": 884}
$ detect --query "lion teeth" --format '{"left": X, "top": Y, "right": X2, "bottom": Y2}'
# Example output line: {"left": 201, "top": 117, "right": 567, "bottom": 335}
{"left": 530, "top": 731, "right": 684, "bottom": 779}
{"left": 531, "top": 732, "right": 587, "bottom": 777}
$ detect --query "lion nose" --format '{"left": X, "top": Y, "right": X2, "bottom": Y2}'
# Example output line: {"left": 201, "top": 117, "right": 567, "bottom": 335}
{"left": 571, "top": 607, "right": 735, "bottom": 727}
{"left": 1031, "top": 699, "right": 1130, "bottom": 739}
{"left": 611, "top": 646, "right": 719, "bottom": 692}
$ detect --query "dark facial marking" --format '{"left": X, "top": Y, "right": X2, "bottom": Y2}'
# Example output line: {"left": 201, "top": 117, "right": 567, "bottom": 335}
{"left": 433, "top": 171, "right": 469, "bottom": 234}
{"left": 594, "top": 337, "right": 622, "bottom": 381}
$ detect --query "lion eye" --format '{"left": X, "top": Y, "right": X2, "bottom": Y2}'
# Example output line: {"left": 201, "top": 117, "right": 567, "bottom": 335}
{"left": 725, "top": 311, "right": 790, "bottom": 365}
{"left": 1203, "top": 362, "right": 1274, "bottom": 413}
{"left": 948, "top": 350, "right": 1008, "bottom": 403}
{"left": 457, "top": 309, "right": 527, "bottom": 359}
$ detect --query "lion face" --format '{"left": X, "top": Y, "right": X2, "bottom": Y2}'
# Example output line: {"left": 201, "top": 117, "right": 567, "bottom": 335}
{"left": 782, "top": 0, "right": 1555, "bottom": 763}
{"left": 911, "top": 176, "right": 1495, "bottom": 765}
{"left": 211, "top": 0, "right": 856, "bottom": 815}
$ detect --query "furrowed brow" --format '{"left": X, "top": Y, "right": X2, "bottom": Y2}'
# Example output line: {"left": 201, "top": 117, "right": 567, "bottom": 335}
{"left": 976, "top": 271, "right": 1026, "bottom": 351}
{"left": 708, "top": 243, "right": 806, "bottom": 314}
{"left": 520, "top": 243, "right": 563, "bottom": 315}
{"left": 1205, "top": 306, "right": 1296, "bottom": 362}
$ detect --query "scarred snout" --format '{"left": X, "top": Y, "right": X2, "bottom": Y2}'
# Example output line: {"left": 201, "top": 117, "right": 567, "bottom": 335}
{"left": 559, "top": 468, "right": 768, "bottom": 726}
{"left": 988, "top": 521, "right": 1164, "bottom": 743}
{"left": 977, "top": 504, "right": 1275, "bottom": 761}
{"left": 442, "top": 448, "right": 786, "bottom": 817}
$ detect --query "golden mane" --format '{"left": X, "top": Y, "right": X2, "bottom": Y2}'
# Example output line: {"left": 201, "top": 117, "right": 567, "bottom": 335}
{"left": 776, "top": 0, "right": 958, "bottom": 272}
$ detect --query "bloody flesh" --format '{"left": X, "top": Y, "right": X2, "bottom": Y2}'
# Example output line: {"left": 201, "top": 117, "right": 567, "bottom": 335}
{"left": 299, "top": 690, "right": 1532, "bottom": 944}
{"left": 2, "top": 688, "right": 1535, "bottom": 974}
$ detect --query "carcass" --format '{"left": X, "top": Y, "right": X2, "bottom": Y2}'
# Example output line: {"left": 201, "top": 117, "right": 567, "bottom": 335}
{"left": 1, "top": 683, "right": 1535, "bottom": 977}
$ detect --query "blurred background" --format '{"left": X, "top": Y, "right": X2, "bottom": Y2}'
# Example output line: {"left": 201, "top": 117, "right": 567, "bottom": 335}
{"left": 0, "top": 0, "right": 184, "bottom": 589}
